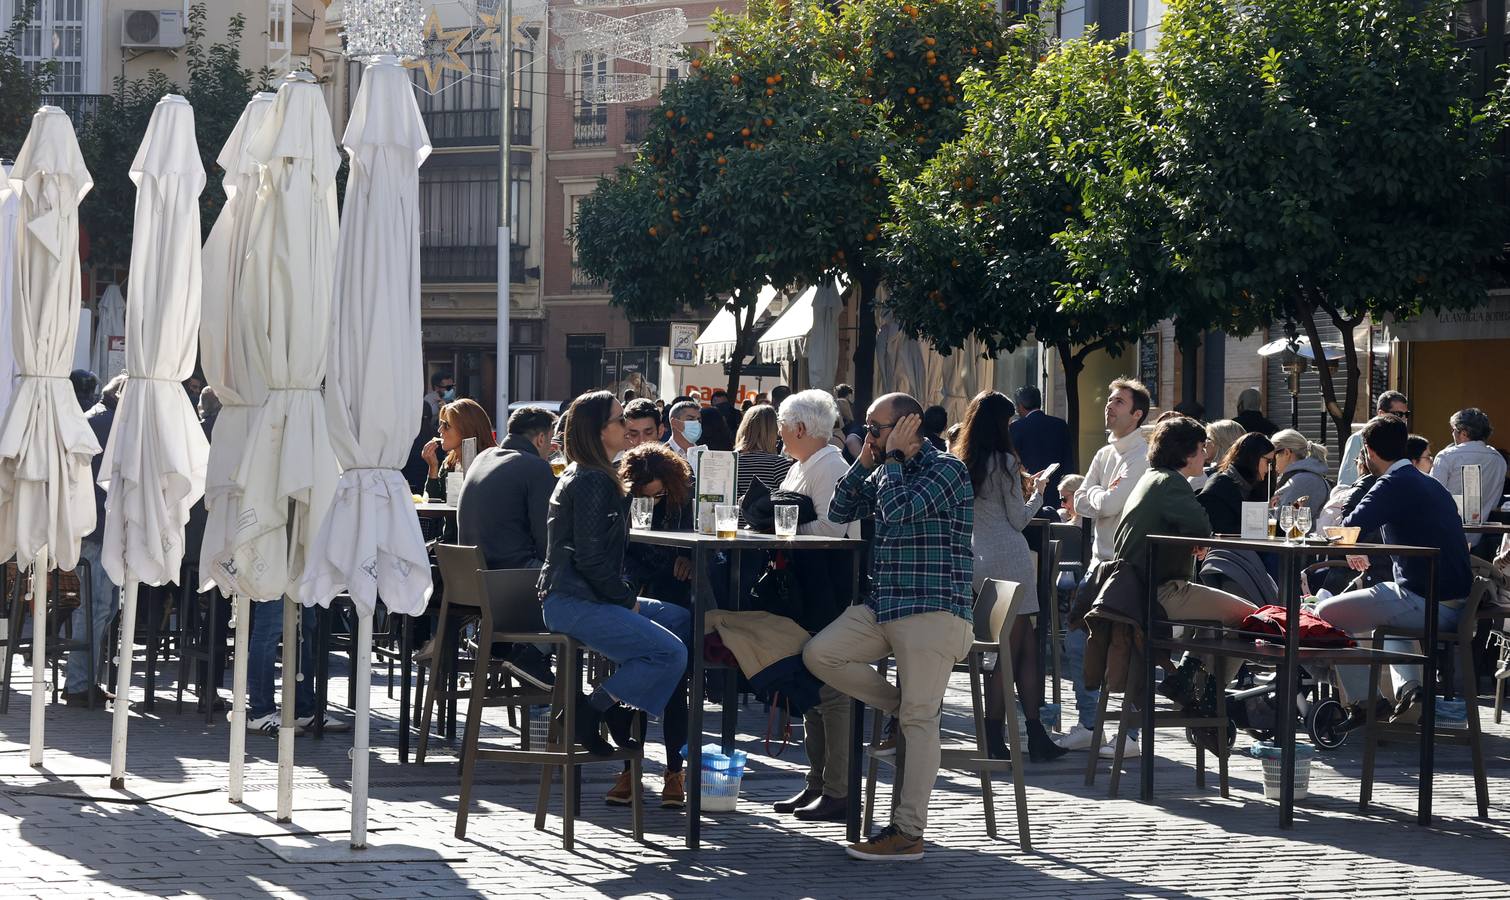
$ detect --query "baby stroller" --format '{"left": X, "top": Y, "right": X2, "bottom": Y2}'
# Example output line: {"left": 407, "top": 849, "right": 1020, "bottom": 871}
{"left": 1186, "top": 552, "right": 1351, "bottom": 751}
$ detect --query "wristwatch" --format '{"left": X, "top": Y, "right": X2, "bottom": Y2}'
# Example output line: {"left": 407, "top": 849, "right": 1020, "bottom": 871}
{"left": 886, "top": 449, "right": 907, "bottom": 464}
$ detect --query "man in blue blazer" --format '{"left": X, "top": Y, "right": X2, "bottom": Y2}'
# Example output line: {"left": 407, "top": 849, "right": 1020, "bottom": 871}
{"left": 1010, "top": 385, "right": 1075, "bottom": 514}
{"left": 1316, "top": 415, "right": 1472, "bottom": 730}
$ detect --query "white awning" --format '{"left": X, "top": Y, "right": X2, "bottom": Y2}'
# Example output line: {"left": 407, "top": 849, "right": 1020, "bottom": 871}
{"left": 694, "top": 285, "right": 778, "bottom": 365}
{"left": 757, "top": 285, "right": 816, "bottom": 363}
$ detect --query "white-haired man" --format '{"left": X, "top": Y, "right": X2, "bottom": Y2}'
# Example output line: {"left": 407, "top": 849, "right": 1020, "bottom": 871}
{"left": 770, "top": 389, "right": 857, "bottom": 822}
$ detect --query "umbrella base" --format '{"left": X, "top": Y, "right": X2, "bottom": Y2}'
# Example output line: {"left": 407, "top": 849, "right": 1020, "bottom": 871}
{"left": 257, "top": 833, "right": 465, "bottom": 863}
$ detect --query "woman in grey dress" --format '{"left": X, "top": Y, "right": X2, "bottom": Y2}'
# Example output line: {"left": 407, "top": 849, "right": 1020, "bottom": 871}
{"left": 954, "top": 391, "right": 1065, "bottom": 762}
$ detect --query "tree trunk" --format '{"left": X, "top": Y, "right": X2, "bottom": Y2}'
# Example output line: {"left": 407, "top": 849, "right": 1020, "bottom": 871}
{"left": 1056, "top": 340, "right": 1085, "bottom": 466}
{"left": 1293, "top": 291, "right": 1360, "bottom": 460}
{"left": 1179, "top": 331, "right": 1199, "bottom": 408}
{"left": 852, "top": 270, "right": 879, "bottom": 416}
{"left": 726, "top": 289, "right": 755, "bottom": 399}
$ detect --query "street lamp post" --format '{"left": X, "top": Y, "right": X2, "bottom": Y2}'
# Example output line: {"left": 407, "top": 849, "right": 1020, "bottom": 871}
{"left": 497, "top": 0, "right": 513, "bottom": 419}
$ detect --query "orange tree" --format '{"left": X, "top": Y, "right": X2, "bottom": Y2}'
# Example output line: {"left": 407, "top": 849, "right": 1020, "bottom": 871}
{"left": 1154, "top": 0, "right": 1509, "bottom": 452}
{"left": 574, "top": 0, "right": 1014, "bottom": 407}
{"left": 884, "top": 33, "right": 1184, "bottom": 457}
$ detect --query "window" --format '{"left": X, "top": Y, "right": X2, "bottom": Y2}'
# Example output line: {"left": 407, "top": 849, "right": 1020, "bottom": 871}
{"left": 10, "top": 0, "right": 89, "bottom": 93}
{"left": 1056, "top": 0, "right": 1087, "bottom": 41}
{"left": 1130, "top": 0, "right": 1167, "bottom": 52}
{"left": 419, "top": 154, "right": 533, "bottom": 283}
{"left": 574, "top": 51, "right": 608, "bottom": 146}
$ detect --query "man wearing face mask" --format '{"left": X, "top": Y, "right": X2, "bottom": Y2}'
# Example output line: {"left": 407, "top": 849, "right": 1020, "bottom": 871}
{"left": 424, "top": 369, "right": 455, "bottom": 418}
{"left": 665, "top": 399, "right": 704, "bottom": 457}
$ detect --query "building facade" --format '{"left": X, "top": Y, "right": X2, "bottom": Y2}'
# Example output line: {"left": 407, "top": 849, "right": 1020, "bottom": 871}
{"left": 538, "top": 0, "right": 734, "bottom": 404}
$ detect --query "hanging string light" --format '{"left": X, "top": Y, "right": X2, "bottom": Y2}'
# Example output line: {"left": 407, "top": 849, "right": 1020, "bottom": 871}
{"left": 343, "top": 0, "right": 426, "bottom": 60}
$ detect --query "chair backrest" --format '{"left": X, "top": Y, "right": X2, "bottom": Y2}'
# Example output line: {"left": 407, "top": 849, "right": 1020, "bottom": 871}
{"left": 973, "top": 579, "right": 1024, "bottom": 644}
{"left": 479, "top": 568, "right": 546, "bottom": 634}
{"left": 433, "top": 544, "right": 489, "bottom": 611}
{"left": 1049, "top": 522, "right": 1085, "bottom": 570}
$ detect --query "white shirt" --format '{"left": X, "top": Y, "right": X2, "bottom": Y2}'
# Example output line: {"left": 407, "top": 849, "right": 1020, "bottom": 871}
{"left": 1073, "top": 428, "right": 1150, "bottom": 562}
{"left": 779, "top": 444, "right": 857, "bottom": 538}
{"left": 1431, "top": 439, "right": 1507, "bottom": 524}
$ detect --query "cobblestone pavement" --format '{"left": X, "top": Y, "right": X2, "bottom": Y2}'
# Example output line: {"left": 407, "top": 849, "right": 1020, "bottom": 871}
{"left": 0, "top": 650, "right": 1507, "bottom": 899}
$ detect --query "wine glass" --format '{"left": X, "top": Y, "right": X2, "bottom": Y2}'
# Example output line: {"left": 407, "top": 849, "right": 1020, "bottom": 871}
{"left": 1279, "top": 505, "right": 1296, "bottom": 543}
{"left": 1294, "top": 506, "right": 1313, "bottom": 540}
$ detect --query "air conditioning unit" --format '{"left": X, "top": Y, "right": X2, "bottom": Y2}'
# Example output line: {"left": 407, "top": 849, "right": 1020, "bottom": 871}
{"left": 121, "top": 9, "right": 186, "bottom": 50}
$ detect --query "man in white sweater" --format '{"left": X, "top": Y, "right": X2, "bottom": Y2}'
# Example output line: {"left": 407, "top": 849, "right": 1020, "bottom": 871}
{"left": 1060, "top": 378, "right": 1150, "bottom": 757}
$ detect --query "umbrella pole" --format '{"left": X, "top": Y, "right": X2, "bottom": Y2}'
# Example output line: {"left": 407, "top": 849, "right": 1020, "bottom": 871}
{"left": 228, "top": 594, "right": 251, "bottom": 803}
{"left": 351, "top": 610, "right": 373, "bottom": 849}
{"left": 276, "top": 595, "right": 296, "bottom": 822}
{"left": 27, "top": 547, "right": 48, "bottom": 768}
{"left": 110, "top": 577, "right": 139, "bottom": 788}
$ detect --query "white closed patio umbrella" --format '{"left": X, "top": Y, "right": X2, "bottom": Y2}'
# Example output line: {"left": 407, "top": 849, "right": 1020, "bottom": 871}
{"left": 89, "top": 283, "right": 125, "bottom": 382}
{"left": 0, "top": 163, "right": 19, "bottom": 419}
{"left": 223, "top": 72, "right": 340, "bottom": 822}
{"left": 0, "top": 108, "right": 101, "bottom": 767}
{"left": 807, "top": 278, "right": 842, "bottom": 391}
{"left": 198, "top": 92, "right": 275, "bottom": 803}
{"left": 298, "top": 58, "right": 431, "bottom": 849}
{"left": 99, "top": 94, "right": 209, "bottom": 788}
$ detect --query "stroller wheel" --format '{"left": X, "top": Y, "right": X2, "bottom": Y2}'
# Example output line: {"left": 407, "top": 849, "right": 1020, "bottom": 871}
{"left": 1307, "top": 698, "right": 1349, "bottom": 750}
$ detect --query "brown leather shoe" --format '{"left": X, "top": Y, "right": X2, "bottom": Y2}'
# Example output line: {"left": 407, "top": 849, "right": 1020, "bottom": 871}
{"left": 772, "top": 787, "right": 822, "bottom": 814}
{"left": 605, "top": 768, "right": 636, "bottom": 806}
{"left": 793, "top": 793, "right": 848, "bottom": 822}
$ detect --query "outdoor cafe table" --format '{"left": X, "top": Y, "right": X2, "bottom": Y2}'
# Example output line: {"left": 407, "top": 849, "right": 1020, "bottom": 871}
{"left": 1140, "top": 534, "right": 1440, "bottom": 829}
{"left": 628, "top": 527, "right": 866, "bottom": 849}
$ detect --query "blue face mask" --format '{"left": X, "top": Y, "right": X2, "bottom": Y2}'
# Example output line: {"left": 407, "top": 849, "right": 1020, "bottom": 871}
{"left": 681, "top": 419, "right": 703, "bottom": 443}
{"left": 441, "top": 387, "right": 456, "bottom": 402}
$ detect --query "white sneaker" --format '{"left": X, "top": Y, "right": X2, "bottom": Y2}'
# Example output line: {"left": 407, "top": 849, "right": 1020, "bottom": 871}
{"left": 1099, "top": 735, "right": 1139, "bottom": 760}
{"left": 246, "top": 712, "right": 304, "bottom": 737}
{"left": 296, "top": 712, "right": 351, "bottom": 733}
{"left": 1055, "top": 724, "right": 1096, "bottom": 751}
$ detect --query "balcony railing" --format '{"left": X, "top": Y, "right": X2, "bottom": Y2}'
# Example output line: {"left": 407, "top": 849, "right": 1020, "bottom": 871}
{"left": 421, "top": 106, "right": 533, "bottom": 148}
{"left": 571, "top": 266, "right": 606, "bottom": 292}
{"left": 42, "top": 94, "right": 108, "bottom": 129}
{"left": 423, "top": 244, "right": 529, "bottom": 284}
{"left": 573, "top": 108, "right": 608, "bottom": 147}
{"left": 624, "top": 106, "right": 655, "bottom": 144}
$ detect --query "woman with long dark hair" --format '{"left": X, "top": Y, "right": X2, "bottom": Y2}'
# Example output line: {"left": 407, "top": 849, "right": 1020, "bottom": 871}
{"left": 1197, "top": 432, "right": 1275, "bottom": 535}
{"left": 537, "top": 391, "right": 691, "bottom": 758}
{"left": 952, "top": 391, "right": 1062, "bottom": 762}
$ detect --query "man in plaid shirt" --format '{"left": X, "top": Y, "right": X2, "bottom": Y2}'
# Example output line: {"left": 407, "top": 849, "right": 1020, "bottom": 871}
{"left": 804, "top": 392, "right": 975, "bottom": 862}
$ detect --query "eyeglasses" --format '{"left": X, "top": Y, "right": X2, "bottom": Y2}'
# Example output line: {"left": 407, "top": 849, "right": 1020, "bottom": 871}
{"left": 1389, "top": 408, "right": 1411, "bottom": 419}
{"left": 863, "top": 420, "right": 898, "bottom": 438}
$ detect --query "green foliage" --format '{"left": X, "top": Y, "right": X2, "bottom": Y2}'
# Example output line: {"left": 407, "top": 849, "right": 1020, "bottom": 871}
{"left": 574, "top": 0, "right": 1016, "bottom": 399}
{"left": 887, "top": 33, "right": 1164, "bottom": 355}
{"left": 78, "top": 3, "right": 267, "bottom": 270}
{"left": 1, "top": 1, "right": 54, "bottom": 159}
{"left": 1154, "top": 0, "right": 1509, "bottom": 440}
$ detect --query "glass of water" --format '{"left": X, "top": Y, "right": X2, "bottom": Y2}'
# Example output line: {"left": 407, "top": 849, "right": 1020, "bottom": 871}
{"left": 774, "top": 504, "right": 799, "bottom": 538}
{"left": 630, "top": 496, "right": 654, "bottom": 530}
{"left": 1294, "top": 506, "right": 1312, "bottom": 540}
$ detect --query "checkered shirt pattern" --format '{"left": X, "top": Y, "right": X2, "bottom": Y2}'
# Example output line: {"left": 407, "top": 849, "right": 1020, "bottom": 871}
{"left": 829, "top": 440, "right": 975, "bottom": 624}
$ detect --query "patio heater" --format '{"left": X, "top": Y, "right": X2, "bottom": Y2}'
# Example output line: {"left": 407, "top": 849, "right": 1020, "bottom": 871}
{"left": 1257, "top": 322, "right": 1344, "bottom": 431}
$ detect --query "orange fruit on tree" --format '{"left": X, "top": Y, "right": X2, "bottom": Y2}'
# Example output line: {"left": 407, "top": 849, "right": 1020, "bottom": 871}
{"left": 701, "top": 224, "right": 710, "bottom": 234}
{"left": 648, "top": 226, "right": 658, "bottom": 236}
{"left": 717, "top": 155, "right": 728, "bottom": 165}
{"left": 766, "top": 88, "right": 775, "bottom": 96}
{"left": 906, "top": 85, "right": 917, "bottom": 94}
{"left": 924, "top": 36, "right": 936, "bottom": 46}
{"left": 731, "top": 74, "right": 742, "bottom": 84}
{"left": 706, "top": 131, "right": 715, "bottom": 140}
{"left": 691, "top": 58, "right": 703, "bottom": 69}
{"left": 741, "top": 126, "right": 752, "bottom": 136}
{"left": 885, "top": 50, "right": 896, "bottom": 60}
{"left": 679, "top": 115, "right": 688, "bottom": 125}
{"left": 665, "top": 109, "right": 676, "bottom": 119}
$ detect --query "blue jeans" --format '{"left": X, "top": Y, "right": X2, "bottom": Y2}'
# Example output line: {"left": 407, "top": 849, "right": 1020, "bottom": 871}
{"left": 248, "top": 600, "right": 316, "bottom": 719}
{"left": 64, "top": 539, "right": 119, "bottom": 694}
{"left": 1066, "top": 567, "right": 1138, "bottom": 740}
{"left": 1314, "top": 581, "right": 1461, "bottom": 705}
{"left": 542, "top": 592, "right": 690, "bottom": 714}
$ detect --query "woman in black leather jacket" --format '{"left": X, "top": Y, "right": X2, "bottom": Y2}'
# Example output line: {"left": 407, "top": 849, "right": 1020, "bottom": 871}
{"left": 537, "top": 391, "right": 692, "bottom": 760}
{"left": 1198, "top": 432, "right": 1275, "bottom": 534}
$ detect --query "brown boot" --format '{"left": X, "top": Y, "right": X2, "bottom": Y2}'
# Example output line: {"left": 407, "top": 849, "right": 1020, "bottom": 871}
{"left": 605, "top": 768, "right": 636, "bottom": 806}
{"left": 660, "top": 770, "right": 685, "bottom": 809}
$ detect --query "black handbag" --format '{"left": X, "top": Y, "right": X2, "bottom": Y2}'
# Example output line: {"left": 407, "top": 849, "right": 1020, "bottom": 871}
{"left": 749, "top": 560, "right": 803, "bottom": 621}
